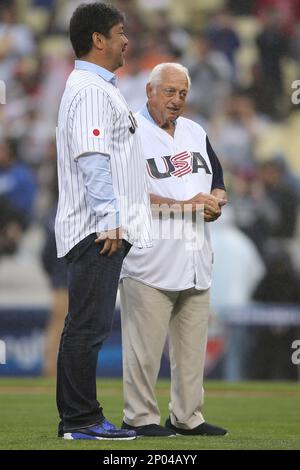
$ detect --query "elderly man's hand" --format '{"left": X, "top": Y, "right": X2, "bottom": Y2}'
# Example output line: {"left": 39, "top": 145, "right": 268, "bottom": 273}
{"left": 211, "top": 188, "right": 227, "bottom": 207}
{"left": 187, "top": 190, "right": 227, "bottom": 222}
{"left": 187, "top": 192, "right": 220, "bottom": 221}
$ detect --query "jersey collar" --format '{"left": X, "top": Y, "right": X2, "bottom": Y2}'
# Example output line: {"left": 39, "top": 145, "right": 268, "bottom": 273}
{"left": 75, "top": 60, "right": 117, "bottom": 86}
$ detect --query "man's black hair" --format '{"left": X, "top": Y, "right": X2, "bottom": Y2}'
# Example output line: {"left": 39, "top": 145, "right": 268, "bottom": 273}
{"left": 69, "top": 2, "right": 125, "bottom": 58}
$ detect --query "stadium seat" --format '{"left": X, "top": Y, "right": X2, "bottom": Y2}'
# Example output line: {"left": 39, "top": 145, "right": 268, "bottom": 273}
{"left": 39, "top": 36, "right": 71, "bottom": 58}
{"left": 23, "top": 7, "right": 50, "bottom": 35}
{"left": 234, "top": 16, "right": 262, "bottom": 41}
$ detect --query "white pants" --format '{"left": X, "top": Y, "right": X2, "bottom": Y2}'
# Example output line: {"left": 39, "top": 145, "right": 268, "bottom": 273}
{"left": 120, "top": 277, "right": 210, "bottom": 429}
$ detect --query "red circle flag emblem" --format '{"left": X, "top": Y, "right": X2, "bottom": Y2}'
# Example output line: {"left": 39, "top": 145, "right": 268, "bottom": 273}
{"left": 93, "top": 129, "right": 100, "bottom": 137}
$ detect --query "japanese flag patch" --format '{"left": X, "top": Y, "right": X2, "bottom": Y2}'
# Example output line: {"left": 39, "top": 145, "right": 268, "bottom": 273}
{"left": 91, "top": 127, "right": 104, "bottom": 139}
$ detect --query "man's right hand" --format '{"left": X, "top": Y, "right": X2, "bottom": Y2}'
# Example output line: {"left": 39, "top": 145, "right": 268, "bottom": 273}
{"left": 187, "top": 193, "right": 221, "bottom": 221}
{"left": 95, "top": 227, "right": 122, "bottom": 257}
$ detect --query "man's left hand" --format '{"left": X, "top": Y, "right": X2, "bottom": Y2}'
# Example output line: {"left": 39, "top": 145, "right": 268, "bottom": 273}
{"left": 205, "top": 189, "right": 227, "bottom": 222}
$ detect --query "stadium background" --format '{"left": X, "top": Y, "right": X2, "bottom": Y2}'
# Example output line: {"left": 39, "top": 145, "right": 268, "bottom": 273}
{"left": 0, "top": 0, "right": 300, "bottom": 382}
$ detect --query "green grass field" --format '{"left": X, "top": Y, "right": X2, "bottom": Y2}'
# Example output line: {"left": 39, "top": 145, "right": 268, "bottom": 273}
{"left": 0, "top": 378, "right": 299, "bottom": 450}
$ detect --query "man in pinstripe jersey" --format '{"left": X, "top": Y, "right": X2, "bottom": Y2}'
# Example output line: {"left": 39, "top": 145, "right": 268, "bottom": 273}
{"left": 54, "top": 3, "right": 152, "bottom": 440}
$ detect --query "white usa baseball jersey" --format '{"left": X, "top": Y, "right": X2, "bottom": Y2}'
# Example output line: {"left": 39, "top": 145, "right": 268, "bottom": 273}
{"left": 55, "top": 64, "right": 152, "bottom": 257}
{"left": 121, "top": 107, "right": 225, "bottom": 291}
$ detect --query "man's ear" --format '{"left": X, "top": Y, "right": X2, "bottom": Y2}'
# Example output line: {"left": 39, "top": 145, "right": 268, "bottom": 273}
{"left": 146, "top": 82, "right": 152, "bottom": 100}
{"left": 92, "top": 32, "right": 105, "bottom": 51}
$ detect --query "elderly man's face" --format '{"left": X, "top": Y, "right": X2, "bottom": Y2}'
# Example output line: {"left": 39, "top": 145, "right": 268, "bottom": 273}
{"left": 146, "top": 68, "right": 189, "bottom": 128}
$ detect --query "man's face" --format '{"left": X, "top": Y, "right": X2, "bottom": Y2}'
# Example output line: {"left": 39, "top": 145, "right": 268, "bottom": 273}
{"left": 147, "top": 68, "right": 189, "bottom": 128}
{"left": 103, "top": 22, "right": 128, "bottom": 71}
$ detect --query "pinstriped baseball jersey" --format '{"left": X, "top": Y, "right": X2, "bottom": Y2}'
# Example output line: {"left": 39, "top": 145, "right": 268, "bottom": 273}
{"left": 55, "top": 68, "right": 152, "bottom": 257}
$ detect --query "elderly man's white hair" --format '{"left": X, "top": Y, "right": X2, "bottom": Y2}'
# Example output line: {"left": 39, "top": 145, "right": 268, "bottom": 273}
{"left": 148, "top": 63, "right": 191, "bottom": 90}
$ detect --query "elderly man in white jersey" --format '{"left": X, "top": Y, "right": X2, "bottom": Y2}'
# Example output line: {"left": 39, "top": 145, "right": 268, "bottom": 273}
{"left": 120, "top": 63, "right": 228, "bottom": 437}
{"left": 54, "top": 3, "right": 152, "bottom": 440}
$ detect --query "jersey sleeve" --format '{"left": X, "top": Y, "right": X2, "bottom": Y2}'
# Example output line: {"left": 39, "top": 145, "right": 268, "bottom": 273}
{"left": 206, "top": 135, "right": 226, "bottom": 191}
{"left": 71, "top": 86, "right": 116, "bottom": 160}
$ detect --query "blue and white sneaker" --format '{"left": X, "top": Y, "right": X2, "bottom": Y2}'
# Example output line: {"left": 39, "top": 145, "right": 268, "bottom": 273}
{"left": 63, "top": 421, "right": 136, "bottom": 440}
{"left": 100, "top": 419, "right": 117, "bottom": 431}
{"left": 58, "top": 419, "right": 116, "bottom": 437}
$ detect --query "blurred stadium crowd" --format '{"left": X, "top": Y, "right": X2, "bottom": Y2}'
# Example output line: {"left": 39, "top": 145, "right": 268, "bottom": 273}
{"left": 0, "top": 0, "right": 300, "bottom": 380}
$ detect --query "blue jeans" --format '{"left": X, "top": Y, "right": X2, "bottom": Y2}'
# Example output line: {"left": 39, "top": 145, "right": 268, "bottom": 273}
{"left": 56, "top": 233, "right": 130, "bottom": 431}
